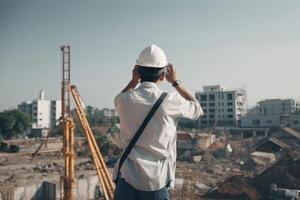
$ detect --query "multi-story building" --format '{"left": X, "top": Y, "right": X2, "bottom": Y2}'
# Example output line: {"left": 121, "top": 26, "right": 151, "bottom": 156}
{"left": 195, "top": 85, "right": 247, "bottom": 127}
{"left": 290, "top": 112, "right": 300, "bottom": 129}
{"left": 240, "top": 99, "right": 300, "bottom": 128}
{"left": 258, "top": 99, "right": 300, "bottom": 116}
{"left": 99, "top": 108, "right": 118, "bottom": 118}
{"left": 18, "top": 90, "right": 61, "bottom": 129}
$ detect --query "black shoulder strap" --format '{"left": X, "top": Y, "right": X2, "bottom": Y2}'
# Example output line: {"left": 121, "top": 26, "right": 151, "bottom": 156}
{"left": 115, "top": 92, "right": 168, "bottom": 181}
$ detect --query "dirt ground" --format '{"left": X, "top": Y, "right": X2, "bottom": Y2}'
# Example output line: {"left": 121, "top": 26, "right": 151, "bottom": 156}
{"left": 0, "top": 152, "right": 102, "bottom": 187}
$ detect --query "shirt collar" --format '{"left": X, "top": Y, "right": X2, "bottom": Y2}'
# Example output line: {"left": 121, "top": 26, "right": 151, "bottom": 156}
{"left": 138, "top": 82, "right": 159, "bottom": 89}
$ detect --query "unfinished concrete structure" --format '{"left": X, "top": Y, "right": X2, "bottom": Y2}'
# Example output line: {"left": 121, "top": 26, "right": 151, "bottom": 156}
{"left": 195, "top": 85, "right": 247, "bottom": 127}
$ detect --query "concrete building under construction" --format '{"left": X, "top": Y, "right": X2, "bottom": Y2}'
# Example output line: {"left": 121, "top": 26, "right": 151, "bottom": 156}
{"left": 195, "top": 85, "right": 247, "bottom": 127}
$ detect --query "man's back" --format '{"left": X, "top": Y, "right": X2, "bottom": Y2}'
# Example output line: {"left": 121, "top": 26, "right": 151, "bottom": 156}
{"left": 113, "top": 45, "right": 203, "bottom": 200}
{"left": 113, "top": 82, "right": 202, "bottom": 191}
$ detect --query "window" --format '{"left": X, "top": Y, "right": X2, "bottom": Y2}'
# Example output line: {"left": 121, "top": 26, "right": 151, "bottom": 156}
{"left": 227, "top": 94, "right": 233, "bottom": 100}
{"left": 203, "top": 109, "right": 207, "bottom": 113}
{"left": 267, "top": 120, "right": 272, "bottom": 124}
{"left": 209, "top": 109, "right": 215, "bottom": 112}
{"left": 227, "top": 102, "right": 233, "bottom": 106}
{"left": 227, "top": 108, "right": 233, "bottom": 112}
{"left": 253, "top": 119, "right": 260, "bottom": 125}
{"left": 294, "top": 120, "right": 299, "bottom": 124}
{"left": 201, "top": 103, "right": 207, "bottom": 107}
{"left": 200, "top": 95, "right": 207, "bottom": 101}
{"left": 209, "top": 95, "right": 215, "bottom": 101}
{"left": 209, "top": 115, "right": 214, "bottom": 119}
{"left": 228, "top": 114, "right": 233, "bottom": 119}
{"left": 263, "top": 108, "right": 267, "bottom": 115}
{"left": 209, "top": 103, "right": 215, "bottom": 107}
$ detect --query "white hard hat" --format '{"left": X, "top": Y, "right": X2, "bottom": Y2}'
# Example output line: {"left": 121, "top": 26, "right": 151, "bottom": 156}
{"left": 136, "top": 44, "right": 168, "bottom": 68}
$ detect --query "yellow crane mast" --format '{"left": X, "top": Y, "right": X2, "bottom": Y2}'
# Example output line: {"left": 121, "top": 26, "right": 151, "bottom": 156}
{"left": 60, "top": 45, "right": 77, "bottom": 200}
{"left": 60, "top": 45, "right": 114, "bottom": 200}
{"left": 70, "top": 85, "right": 115, "bottom": 200}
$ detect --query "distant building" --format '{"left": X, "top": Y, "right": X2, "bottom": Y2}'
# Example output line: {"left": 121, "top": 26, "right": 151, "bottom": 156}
{"left": 177, "top": 131, "right": 215, "bottom": 151}
{"left": 258, "top": 99, "right": 300, "bottom": 115}
{"left": 99, "top": 108, "right": 118, "bottom": 118}
{"left": 18, "top": 90, "right": 61, "bottom": 129}
{"left": 240, "top": 99, "right": 300, "bottom": 128}
{"left": 251, "top": 127, "right": 300, "bottom": 153}
{"left": 290, "top": 112, "right": 300, "bottom": 129}
{"left": 195, "top": 85, "right": 247, "bottom": 127}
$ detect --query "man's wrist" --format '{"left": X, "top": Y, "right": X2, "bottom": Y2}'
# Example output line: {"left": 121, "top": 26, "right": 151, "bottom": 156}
{"left": 172, "top": 80, "right": 181, "bottom": 87}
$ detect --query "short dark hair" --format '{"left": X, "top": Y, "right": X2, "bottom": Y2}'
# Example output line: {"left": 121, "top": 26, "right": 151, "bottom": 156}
{"left": 138, "top": 66, "right": 166, "bottom": 82}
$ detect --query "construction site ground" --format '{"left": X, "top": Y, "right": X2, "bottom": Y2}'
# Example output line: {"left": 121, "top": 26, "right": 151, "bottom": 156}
{"left": 0, "top": 152, "right": 108, "bottom": 188}
{"left": 1, "top": 137, "right": 300, "bottom": 200}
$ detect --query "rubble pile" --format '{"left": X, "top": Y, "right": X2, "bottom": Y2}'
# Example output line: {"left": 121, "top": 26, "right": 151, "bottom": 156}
{"left": 33, "top": 162, "right": 62, "bottom": 173}
{"left": 76, "top": 160, "right": 95, "bottom": 170}
{"left": 204, "top": 154, "right": 300, "bottom": 200}
{"left": 205, "top": 176, "right": 261, "bottom": 200}
{"left": 252, "top": 155, "right": 300, "bottom": 196}
{"left": 32, "top": 160, "right": 97, "bottom": 174}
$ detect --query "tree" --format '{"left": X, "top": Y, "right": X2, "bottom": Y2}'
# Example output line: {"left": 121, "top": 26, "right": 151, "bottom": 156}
{"left": 0, "top": 109, "right": 30, "bottom": 139}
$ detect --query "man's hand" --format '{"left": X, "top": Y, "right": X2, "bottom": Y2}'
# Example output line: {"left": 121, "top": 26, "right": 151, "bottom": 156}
{"left": 131, "top": 65, "right": 141, "bottom": 85}
{"left": 121, "top": 65, "right": 140, "bottom": 93}
{"left": 165, "top": 63, "right": 178, "bottom": 84}
{"left": 166, "top": 63, "right": 197, "bottom": 102}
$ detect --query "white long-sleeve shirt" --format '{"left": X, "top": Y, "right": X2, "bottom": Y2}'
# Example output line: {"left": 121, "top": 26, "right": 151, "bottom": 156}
{"left": 113, "top": 82, "right": 203, "bottom": 191}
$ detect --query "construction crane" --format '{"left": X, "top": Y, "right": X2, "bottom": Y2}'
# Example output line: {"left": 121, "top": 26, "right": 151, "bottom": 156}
{"left": 60, "top": 45, "right": 77, "bottom": 200}
{"left": 70, "top": 85, "right": 115, "bottom": 200}
{"left": 60, "top": 45, "right": 114, "bottom": 200}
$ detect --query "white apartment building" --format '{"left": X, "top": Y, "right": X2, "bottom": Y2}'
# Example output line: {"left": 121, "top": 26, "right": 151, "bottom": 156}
{"left": 240, "top": 99, "right": 300, "bottom": 128}
{"left": 258, "top": 99, "right": 300, "bottom": 116}
{"left": 100, "top": 108, "right": 118, "bottom": 118}
{"left": 195, "top": 85, "right": 247, "bottom": 127}
{"left": 18, "top": 90, "right": 61, "bottom": 128}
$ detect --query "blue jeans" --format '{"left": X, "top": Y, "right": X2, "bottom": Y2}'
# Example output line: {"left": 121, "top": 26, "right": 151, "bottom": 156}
{"left": 114, "top": 178, "right": 170, "bottom": 200}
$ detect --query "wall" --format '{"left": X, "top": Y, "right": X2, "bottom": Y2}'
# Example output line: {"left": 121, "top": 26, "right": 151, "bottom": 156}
{"left": 240, "top": 115, "right": 280, "bottom": 128}
{"left": 0, "top": 175, "right": 101, "bottom": 200}
{"left": 290, "top": 113, "right": 300, "bottom": 129}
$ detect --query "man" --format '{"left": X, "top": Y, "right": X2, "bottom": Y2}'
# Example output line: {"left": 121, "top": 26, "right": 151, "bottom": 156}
{"left": 113, "top": 44, "right": 203, "bottom": 200}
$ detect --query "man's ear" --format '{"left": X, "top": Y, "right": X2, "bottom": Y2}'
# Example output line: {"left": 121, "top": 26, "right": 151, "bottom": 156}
{"left": 159, "top": 73, "right": 165, "bottom": 81}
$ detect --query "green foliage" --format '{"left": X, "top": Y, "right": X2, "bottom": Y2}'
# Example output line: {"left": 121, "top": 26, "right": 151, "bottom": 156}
{"left": 71, "top": 109, "right": 84, "bottom": 136}
{"left": 70, "top": 106, "right": 121, "bottom": 157}
{"left": 71, "top": 106, "right": 120, "bottom": 136}
{"left": 92, "top": 128, "right": 120, "bottom": 157}
{"left": 0, "top": 109, "right": 31, "bottom": 139}
{"left": 95, "top": 133, "right": 110, "bottom": 156}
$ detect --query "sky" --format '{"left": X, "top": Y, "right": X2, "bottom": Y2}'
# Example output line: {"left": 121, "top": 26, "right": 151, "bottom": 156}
{"left": 0, "top": 0, "right": 299, "bottom": 111}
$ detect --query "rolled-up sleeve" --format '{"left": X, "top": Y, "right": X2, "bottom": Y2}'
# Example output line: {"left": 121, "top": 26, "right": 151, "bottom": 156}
{"left": 166, "top": 92, "right": 204, "bottom": 120}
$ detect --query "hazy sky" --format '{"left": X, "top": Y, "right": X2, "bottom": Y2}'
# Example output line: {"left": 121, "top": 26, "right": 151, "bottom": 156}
{"left": 1, "top": 0, "right": 299, "bottom": 111}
